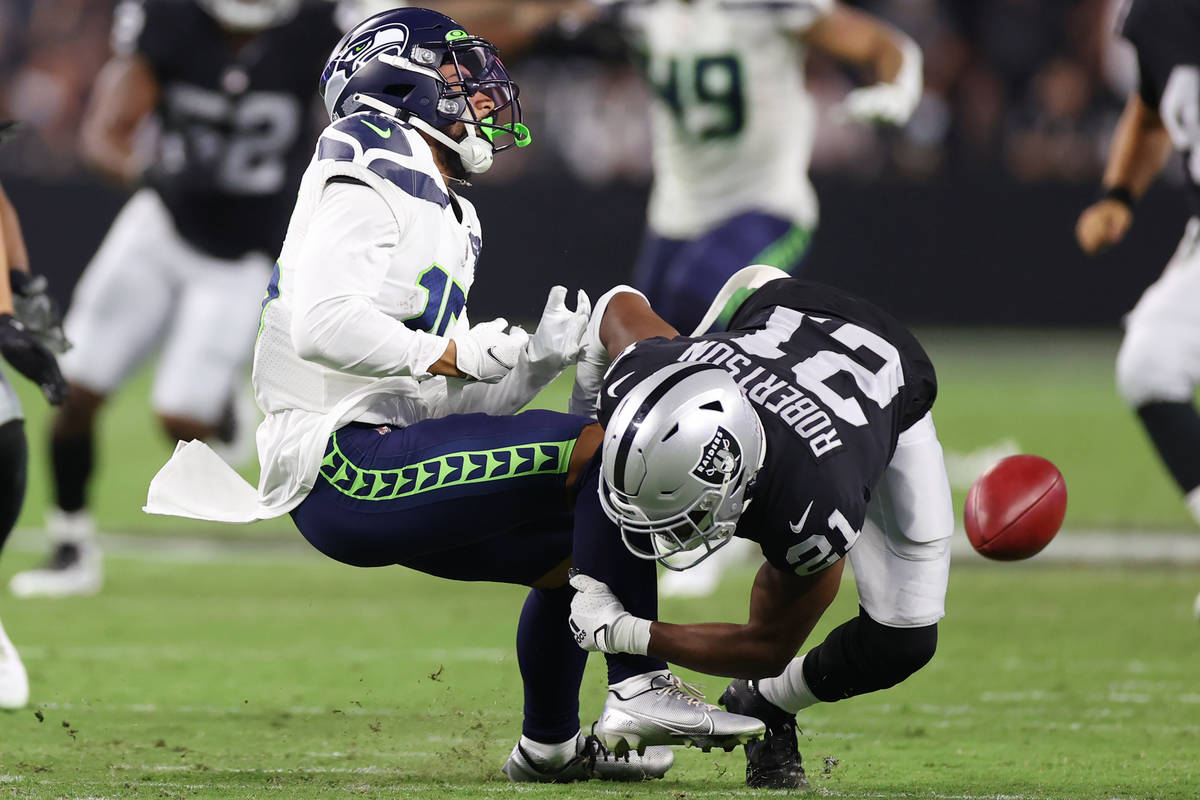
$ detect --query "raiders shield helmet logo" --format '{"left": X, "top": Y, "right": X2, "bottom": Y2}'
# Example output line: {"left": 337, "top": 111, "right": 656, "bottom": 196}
{"left": 691, "top": 426, "right": 743, "bottom": 486}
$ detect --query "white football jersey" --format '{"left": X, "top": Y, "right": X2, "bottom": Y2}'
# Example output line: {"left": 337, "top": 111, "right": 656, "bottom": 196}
{"left": 252, "top": 110, "right": 484, "bottom": 512}
{"left": 600, "top": 0, "right": 831, "bottom": 238}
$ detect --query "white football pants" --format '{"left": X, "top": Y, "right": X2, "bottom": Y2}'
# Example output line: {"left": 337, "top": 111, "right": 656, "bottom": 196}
{"left": 59, "top": 189, "right": 272, "bottom": 424}
{"left": 849, "top": 411, "right": 954, "bottom": 627}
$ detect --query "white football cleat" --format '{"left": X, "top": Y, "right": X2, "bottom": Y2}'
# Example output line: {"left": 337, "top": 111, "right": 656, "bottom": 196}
{"left": 9, "top": 510, "right": 102, "bottom": 598}
{"left": 502, "top": 731, "right": 673, "bottom": 782}
{"left": 689, "top": 264, "right": 790, "bottom": 337}
{"left": 593, "top": 671, "right": 765, "bottom": 754}
{"left": 0, "top": 616, "right": 30, "bottom": 709}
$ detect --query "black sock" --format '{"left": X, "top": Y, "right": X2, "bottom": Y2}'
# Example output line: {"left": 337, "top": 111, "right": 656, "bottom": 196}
{"left": 572, "top": 454, "right": 667, "bottom": 684}
{"left": 1136, "top": 401, "right": 1200, "bottom": 494}
{"left": 51, "top": 430, "right": 93, "bottom": 513}
{"left": 802, "top": 609, "right": 937, "bottom": 702}
{"left": 0, "top": 419, "right": 27, "bottom": 554}
{"left": 517, "top": 585, "right": 586, "bottom": 743}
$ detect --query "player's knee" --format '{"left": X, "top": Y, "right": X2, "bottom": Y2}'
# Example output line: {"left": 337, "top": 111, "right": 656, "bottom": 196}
{"left": 159, "top": 414, "right": 217, "bottom": 443}
{"left": 1116, "top": 333, "right": 1193, "bottom": 407}
{"left": 52, "top": 383, "right": 104, "bottom": 437}
{"left": 861, "top": 615, "right": 938, "bottom": 687}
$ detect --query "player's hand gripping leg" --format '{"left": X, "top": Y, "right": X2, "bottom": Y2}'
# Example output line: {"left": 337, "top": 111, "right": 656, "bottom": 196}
{"left": 568, "top": 287, "right": 677, "bottom": 419}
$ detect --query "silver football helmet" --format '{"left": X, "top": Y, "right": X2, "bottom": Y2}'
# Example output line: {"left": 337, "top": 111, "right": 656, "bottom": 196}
{"left": 198, "top": 0, "right": 300, "bottom": 31}
{"left": 599, "top": 362, "right": 766, "bottom": 570}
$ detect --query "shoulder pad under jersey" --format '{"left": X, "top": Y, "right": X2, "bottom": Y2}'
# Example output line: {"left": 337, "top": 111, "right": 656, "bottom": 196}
{"left": 316, "top": 112, "right": 450, "bottom": 209}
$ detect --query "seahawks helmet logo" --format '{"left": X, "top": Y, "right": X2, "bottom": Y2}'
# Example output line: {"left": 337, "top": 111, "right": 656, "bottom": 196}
{"left": 691, "top": 426, "right": 742, "bottom": 486}
{"left": 344, "top": 23, "right": 409, "bottom": 72}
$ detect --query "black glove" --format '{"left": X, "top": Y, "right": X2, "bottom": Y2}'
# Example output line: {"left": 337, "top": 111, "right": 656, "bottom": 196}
{"left": 10, "top": 270, "right": 70, "bottom": 354}
{"left": 0, "top": 313, "right": 68, "bottom": 405}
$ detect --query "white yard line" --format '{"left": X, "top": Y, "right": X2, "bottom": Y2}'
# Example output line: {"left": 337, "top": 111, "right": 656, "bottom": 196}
{"left": 32, "top": 699, "right": 510, "bottom": 719}
{"left": 17, "top": 644, "right": 507, "bottom": 662}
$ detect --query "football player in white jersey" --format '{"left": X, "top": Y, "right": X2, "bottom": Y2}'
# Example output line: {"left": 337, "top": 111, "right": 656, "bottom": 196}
{"left": 146, "top": 7, "right": 768, "bottom": 781}
{"left": 596, "top": 0, "right": 922, "bottom": 333}
{"left": 586, "top": 0, "right": 923, "bottom": 597}
{"left": 0, "top": 152, "right": 72, "bottom": 708}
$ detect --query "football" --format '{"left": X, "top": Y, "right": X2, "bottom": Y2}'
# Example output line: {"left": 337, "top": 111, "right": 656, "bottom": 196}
{"left": 964, "top": 455, "right": 1067, "bottom": 560}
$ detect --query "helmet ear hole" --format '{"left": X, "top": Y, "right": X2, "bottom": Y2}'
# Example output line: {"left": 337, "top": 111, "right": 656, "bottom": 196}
{"left": 383, "top": 84, "right": 417, "bottom": 101}
{"left": 661, "top": 423, "right": 680, "bottom": 442}
{"left": 700, "top": 400, "right": 723, "bottom": 411}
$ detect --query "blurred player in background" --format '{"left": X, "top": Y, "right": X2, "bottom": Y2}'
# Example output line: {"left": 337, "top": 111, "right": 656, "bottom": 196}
{"left": 9, "top": 0, "right": 353, "bottom": 598}
{"left": 591, "top": 0, "right": 923, "bottom": 597}
{"left": 145, "top": 7, "right": 766, "bottom": 780}
{"left": 598, "top": 0, "right": 922, "bottom": 334}
{"left": 0, "top": 122, "right": 71, "bottom": 707}
{"left": 1076, "top": 1, "right": 1200, "bottom": 546}
{"left": 567, "top": 270, "right": 951, "bottom": 788}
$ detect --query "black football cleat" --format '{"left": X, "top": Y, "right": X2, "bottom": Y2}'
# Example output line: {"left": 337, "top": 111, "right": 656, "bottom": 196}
{"left": 719, "top": 679, "right": 810, "bottom": 790}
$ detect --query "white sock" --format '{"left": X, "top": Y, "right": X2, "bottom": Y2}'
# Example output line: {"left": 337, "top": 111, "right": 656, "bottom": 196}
{"left": 520, "top": 731, "right": 580, "bottom": 767}
{"left": 757, "top": 655, "right": 821, "bottom": 714}
{"left": 609, "top": 668, "right": 671, "bottom": 697}
{"left": 1186, "top": 485, "right": 1200, "bottom": 528}
{"left": 46, "top": 509, "right": 96, "bottom": 546}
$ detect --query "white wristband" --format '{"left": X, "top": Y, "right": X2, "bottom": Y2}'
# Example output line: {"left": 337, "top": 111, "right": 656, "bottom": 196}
{"left": 610, "top": 612, "right": 652, "bottom": 656}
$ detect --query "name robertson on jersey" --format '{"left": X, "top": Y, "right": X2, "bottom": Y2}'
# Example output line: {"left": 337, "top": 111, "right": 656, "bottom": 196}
{"left": 679, "top": 340, "right": 843, "bottom": 458}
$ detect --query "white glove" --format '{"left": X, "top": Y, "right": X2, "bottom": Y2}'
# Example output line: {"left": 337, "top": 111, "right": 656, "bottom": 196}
{"left": 568, "top": 285, "right": 645, "bottom": 419}
{"left": 525, "top": 286, "right": 591, "bottom": 371}
{"left": 568, "top": 572, "right": 652, "bottom": 655}
{"left": 833, "top": 38, "right": 923, "bottom": 127}
{"left": 452, "top": 318, "right": 530, "bottom": 383}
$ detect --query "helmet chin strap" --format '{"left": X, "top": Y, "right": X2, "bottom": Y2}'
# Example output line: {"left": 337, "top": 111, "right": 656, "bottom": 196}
{"left": 350, "top": 93, "right": 494, "bottom": 174}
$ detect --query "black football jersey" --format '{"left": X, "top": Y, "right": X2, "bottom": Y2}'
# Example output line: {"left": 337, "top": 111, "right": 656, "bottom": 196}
{"left": 112, "top": 0, "right": 341, "bottom": 259}
{"left": 1121, "top": 0, "right": 1200, "bottom": 216}
{"left": 598, "top": 279, "right": 937, "bottom": 575}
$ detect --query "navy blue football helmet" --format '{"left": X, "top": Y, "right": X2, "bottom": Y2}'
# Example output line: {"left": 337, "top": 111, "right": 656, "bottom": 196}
{"left": 320, "top": 7, "right": 529, "bottom": 175}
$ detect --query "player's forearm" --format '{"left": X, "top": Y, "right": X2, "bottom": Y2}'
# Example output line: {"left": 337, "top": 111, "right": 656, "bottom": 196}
{"left": 646, "top": 621, "right": 804, "bottom": 679}
{"left": 0, "top": 186, "right": 27, "bottom": 271}
{"left": 0, "top": 222, "right": 12, "bottom": 317}
{"left": 79, "top": 57, "right": 157, "bottom": 184}
{"left": 1103, "top": 94, "right": 1173, "bottom": 198}
{"left": 79, "top": 130, "right": 143, "bottom": 185}
{"left": 292, "top": 295, "right": 449, "bottom": 379}
{"left": 808, "top": 6, "right": 915, "bottom": 84}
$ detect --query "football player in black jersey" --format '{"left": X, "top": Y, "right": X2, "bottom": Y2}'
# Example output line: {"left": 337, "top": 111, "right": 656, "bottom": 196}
{"left": 1077, "top": 0, "right": 1200, "bottom": 565}
{"left": 10, "top": 0, "right": 351, "bottom": 598}
{"left": 567, "top": 268, "right": 954, "bottom": 788}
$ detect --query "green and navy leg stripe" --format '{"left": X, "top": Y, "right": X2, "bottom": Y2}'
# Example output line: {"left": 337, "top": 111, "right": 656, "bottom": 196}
{"left": 319, "top": 432, "right": 577, "bottom": 501}
{"left": 751, "top": 225, "right": 812, "bottom": 273}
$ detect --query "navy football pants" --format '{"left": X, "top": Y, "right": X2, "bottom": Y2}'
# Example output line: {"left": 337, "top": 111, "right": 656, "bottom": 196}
{"left": 292, "top": 410, "right": 590, "bottom": 584}
{"left": 290, "top": 409, "right": 667, "bottom": 741}
{"left": 634, "top": 211, "right": 812, "bottom": 334}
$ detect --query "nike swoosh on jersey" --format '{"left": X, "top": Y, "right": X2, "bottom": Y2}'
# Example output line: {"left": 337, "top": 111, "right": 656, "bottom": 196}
{"left": 606, "top": 371, "right": 635, "bottom": 398}
{"left": 789, "top": 500, "right": 815, "bottom": 534}
{"left": 361, "top": 120, "right": 392, "bottom": 139}
{"left": 486, "top": 346, "right": 514, "bottom": 369}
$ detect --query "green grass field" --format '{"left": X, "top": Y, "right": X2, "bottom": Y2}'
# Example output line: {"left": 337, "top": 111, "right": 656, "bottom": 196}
{"left": 1, "top": 554, "right": 1197, "bottom": 799}
{"left": 1, "top": 328, "right": 1199, "bottom": 799}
